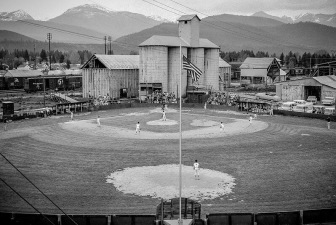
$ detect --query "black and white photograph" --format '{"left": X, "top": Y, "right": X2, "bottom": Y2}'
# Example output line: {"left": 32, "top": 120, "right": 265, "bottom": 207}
{"left": 0, "top": 0, "right": 336, "bottom": 224}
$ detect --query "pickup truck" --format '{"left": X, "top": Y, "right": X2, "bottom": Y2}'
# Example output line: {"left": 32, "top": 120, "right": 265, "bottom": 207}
{"left": 321, "top": 97, "right": 335, "bottom": 105}
{"left": 306, "top": 96, "right": 317, "bottom": 104}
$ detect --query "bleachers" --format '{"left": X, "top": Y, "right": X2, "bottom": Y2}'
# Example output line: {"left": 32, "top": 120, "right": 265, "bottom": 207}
{"left": 1, "top": 209, "right": 336, "bottom": 225}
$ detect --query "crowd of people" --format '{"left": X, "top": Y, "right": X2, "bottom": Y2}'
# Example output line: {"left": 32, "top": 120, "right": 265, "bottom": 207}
{"left": 144, "top": 91, "right": 177, "bottom": 104}
{"left": 206, "top": 92, "right": 239, "bottom": 106}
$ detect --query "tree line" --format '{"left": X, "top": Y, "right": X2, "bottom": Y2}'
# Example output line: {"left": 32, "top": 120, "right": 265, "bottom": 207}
{"left": 220, "top": 49, "right": 336, "bottom": 68}
{"left": 0, "top": 49, "right": 94, "bottom": 69}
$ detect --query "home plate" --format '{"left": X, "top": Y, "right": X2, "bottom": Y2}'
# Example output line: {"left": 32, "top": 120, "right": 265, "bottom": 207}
{"left": 163, "top": 219, "right": 193, "bottom": 225}
{"left": 301, "top": 134, "right": 311, "bottom": 136}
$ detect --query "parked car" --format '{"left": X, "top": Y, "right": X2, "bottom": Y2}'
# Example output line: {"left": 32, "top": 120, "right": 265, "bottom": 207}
{"left": 255, "top": 93, "right": 280, "bottom": 101}
{"left": 306, "top": 96, "right": 317, "bottom": 104}
{"left": 293, "top": 104, "right": 313, "bottom": 113}
{"left": 279, "top": 102, "right": 297, "bottom": 111}
{"left": 321, "top": 97, "right": 335, "bottom": 105}
{"left": 312, "top": 105, "right": 325, "bottom": 114}
{"left": 293, "top": 100, "right": 312, "bottom": 105}
{"left": 324, "top": 107, "right": 335, "bottom": 115}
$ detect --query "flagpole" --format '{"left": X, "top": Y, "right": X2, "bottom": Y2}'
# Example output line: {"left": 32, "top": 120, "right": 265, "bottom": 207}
{"left": 179, "top": 39, "right": 182, "bottom": 225}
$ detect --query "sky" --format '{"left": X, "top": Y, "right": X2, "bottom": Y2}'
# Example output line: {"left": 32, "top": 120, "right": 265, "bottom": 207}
{"left": 1, "top": 0, "right": 336, "bottom": 21}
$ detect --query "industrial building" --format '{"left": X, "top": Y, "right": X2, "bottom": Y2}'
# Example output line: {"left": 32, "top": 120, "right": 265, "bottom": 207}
{"left": 81, "top": 54, "right": 139, "bottom": 99}
{"left": 138, "top": 15, "right": 220, "bottom": 99}
{"left": 275, "top": 75, "right": 336, "bottom": 101}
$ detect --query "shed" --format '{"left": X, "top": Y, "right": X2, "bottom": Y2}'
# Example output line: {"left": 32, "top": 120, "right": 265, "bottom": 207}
{"left": 275, "top": 75, "right": 336, "bottom": 101}
{"left": 81, "top": 54, "right": 139, "bottom": 99}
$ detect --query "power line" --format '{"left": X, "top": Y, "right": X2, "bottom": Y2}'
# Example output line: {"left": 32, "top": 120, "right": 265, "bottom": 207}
{"left": 0, "top": 153, "right": 78, "bottom": 225}
{"left": 0, "top": 177, "right": 56, "bottom": 225}
{"left": 143, "top": 0, "right": 311, "bottom": 51}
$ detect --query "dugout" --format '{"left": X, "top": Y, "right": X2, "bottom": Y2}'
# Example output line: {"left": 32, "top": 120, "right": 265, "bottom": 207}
{"left": 156, "top": 198, "right": 201, "bottom": 222}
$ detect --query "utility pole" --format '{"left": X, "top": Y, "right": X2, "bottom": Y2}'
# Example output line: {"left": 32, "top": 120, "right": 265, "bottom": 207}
{"left": 108, "top": 36, "right": 112, "bottom": 55}
{"left": 104, "top": 36, "right": 107, "bottom": 55}
{"left": 33, "top": 42, "right": 36, "bottom": 70}
{"left": 47, "top": 33, "right": 52, "bottom": 71}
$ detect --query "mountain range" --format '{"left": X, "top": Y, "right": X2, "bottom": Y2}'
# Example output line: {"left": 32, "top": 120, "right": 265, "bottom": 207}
{"left": 252, "top": 11, "right": 336, "bottom": 28}
{"left": 0, "top": 4, "right": 335, "bottom": 55}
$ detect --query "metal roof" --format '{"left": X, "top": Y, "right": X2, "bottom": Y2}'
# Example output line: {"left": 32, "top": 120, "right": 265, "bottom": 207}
{"left": 5, "top": 70, "right": 43, "bottom": 78}
{"left": 313, "top": 75, "right": 336, "bottom": 89}
{"left": 139, "top": 35, "right": 189, "bottom": 47}
{"left": 177, "top": 14, "right": 200, "bottom": 21}
{"left": 139, "top": 35, "right": 219, "bottom": 48}
{"left": 219, "top": 57, "right": 231, "bottom": 68}
{"left": 275, "top": 75, "right": 336, "bottom": 89}
{"left": 90, "top": 54, "right": 139, "bottom": 69}
{"left": 240, "top": 57, "right": 278, "bottom": 69}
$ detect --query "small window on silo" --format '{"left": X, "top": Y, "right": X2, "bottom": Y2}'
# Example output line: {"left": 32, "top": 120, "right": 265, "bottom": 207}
{"left": 184, "top": 21, "right": 187, "bottom": 24}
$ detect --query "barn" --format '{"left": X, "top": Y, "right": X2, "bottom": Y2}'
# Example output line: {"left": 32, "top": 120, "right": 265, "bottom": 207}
{"left": 275, "top": 75, "right": 336, "bottom": 102}
{"left": 240, "top": 57, "right": 284, "bottom": 85}
{"left": 81, "top": 54, "right": 139, "bottom": 99}
{"left": 139, "top": 14, "right": 220, "bottom": 99}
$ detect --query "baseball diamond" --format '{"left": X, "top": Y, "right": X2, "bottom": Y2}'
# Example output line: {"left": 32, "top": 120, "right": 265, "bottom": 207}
{"left": 0, "top": 106, "right": 335, "bottom": 216}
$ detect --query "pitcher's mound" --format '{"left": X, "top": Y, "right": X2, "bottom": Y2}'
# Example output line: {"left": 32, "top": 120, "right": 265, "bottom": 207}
{"left": 106, "top": 164, "right": 235, "bottom": 200}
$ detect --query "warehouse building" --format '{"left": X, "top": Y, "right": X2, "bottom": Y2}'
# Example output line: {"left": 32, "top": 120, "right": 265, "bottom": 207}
{"left": 81, "top": 54, "right": 139, "bottom": 99}
{"left": 275, "top": 75, "right": 336, "bottom": 101}
{"left": 139, "top": 14, "right": 220, "bottom": 99}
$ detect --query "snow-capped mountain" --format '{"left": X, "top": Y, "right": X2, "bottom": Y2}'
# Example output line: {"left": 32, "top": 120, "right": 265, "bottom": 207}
{"left": 295, "top": 13, "right": 336, "bottom": 27}
{"left": 48, "top": 4, "right": 164, "bottom": 39}
{"left": 0, "top": 10, "right": 34, "bottom": 21}
{"left": 251, "top": 11, "right": 336, "bottom": 28}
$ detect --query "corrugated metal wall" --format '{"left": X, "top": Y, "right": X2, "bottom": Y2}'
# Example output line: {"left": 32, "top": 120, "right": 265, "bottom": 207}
{"left": 204, "top": 48, "right": 219, "bottom": 91}
{"left": 189, "top": 48, "right": 204, "bottom": 86}
{"left": 82, "top": 68, "right": 139, "bottom": 99}
{"left": 168, "top": 47, "right": 188, "bottom": 96}
{"left": 139, "top": 46, "right": 168, "bottom": 91}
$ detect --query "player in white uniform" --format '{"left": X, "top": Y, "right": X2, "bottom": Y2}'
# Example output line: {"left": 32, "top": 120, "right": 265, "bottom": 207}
{"left": 135, "top": 122, "right": 140, "bottom": 134}
{"left": 220, "top": 122, "right": 224, "bottom": 132}
{"left": 70, "top": 111, "right": 74, "bottom": 121}
{"left": 193, "top": 160, "right": 200, "bottom": 180}
{"left": 162, "top": 110, "right": 166, "bottom": 121}
{"left": 249, "top": 115, "right": 253, "bottom": 124}
{"left": 97, "top": 115, "right": 101, "bottom": 127}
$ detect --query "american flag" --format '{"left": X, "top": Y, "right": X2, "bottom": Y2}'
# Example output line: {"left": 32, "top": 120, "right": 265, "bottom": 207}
{"left": 182, "top": 55, "right": 202, "bottom": 82}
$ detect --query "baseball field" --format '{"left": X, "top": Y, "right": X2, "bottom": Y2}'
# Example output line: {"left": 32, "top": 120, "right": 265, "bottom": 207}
{"left": 0, "top": 106, "right": 335, "bottom": 216}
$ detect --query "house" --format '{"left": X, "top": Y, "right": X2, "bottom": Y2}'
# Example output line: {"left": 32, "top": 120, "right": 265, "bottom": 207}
{"left": 81, "top": 54, "right": 139, "bottom": 99}
{"left": 240, "top": 57, "right": 282, "bottom": 85}
{"left": 139, "top": 14, "right": 220, "bottom": 99}
{"left": 275, "top": 75, "right": 336, "bottom": 101}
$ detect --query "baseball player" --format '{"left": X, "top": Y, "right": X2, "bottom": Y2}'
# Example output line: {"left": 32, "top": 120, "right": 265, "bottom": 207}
{"left": 193, "top": 160, "right": 200, "bottom": 180}
{"left": 97, "top": 115, "right": 101, "bottom": 127}
{"left": 136, "top": 122, "right": 140, "bottom": 134}
{"left": 220, "top": 122, "right": 224, "bottom": 132}
{"left": 162, "top": 110, "right": 166, "bottom": 121}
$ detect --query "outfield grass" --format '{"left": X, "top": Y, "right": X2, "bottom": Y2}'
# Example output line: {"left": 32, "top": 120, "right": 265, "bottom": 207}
{"left": 0, "top": 107, "right": 335, "bottom": 216}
